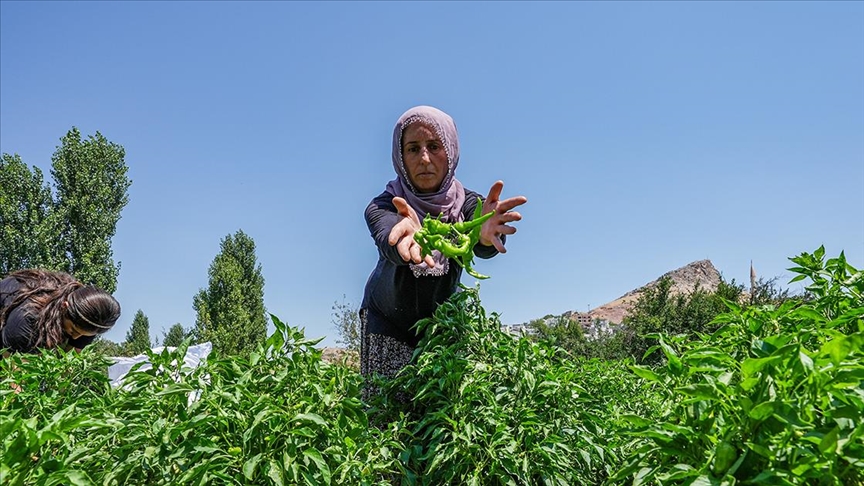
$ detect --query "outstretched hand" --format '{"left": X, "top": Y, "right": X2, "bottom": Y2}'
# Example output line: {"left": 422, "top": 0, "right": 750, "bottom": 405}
{"left": 479, "top": 181, "right": 527, "bottom": 253}
{"left": 388, "top": 197, "right": 437, "bottom": 267}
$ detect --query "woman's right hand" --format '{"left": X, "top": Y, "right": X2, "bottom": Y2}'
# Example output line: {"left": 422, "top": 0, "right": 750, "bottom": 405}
{"left": 388, "top": 197, "right": 436, "bottom": 267}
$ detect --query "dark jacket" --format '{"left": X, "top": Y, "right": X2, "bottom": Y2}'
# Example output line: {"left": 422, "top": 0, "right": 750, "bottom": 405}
{"left": 360, "top": 190, "right": 499, "bottom": 347}
{"left": 0, "top": 277, "right": 95, "bottom": 353}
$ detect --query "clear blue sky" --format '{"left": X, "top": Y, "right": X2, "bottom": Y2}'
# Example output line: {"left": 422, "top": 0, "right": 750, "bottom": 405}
{"left": 2, "top": 1, "right": 862, "bottom": 348}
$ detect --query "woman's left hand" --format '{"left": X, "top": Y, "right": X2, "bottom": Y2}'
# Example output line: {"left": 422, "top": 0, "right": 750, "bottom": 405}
{"left": 479, "top": 180, "right": 527, "bottom": 253}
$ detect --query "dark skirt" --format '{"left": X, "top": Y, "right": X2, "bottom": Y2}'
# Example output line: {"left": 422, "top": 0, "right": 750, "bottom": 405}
{"left": 360, "top": 309, "right": 415, "bottom": 402}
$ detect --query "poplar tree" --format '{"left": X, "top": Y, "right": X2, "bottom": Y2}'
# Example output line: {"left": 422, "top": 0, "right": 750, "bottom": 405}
{"left": 162, "top": 323, "right": 191, "bottom": 348}
{"left": 125, "top": 309, "right": 154, "bottom": 356}
{"left": 193, "top": 230, "right": 267, "bottom": 356}
{"left": 0, "top": 154, "right": 55, "bottom": 274}
{"left": 50, "top": 128, "right": 131, "bottom": 292}
{"left": 0, "top": 128, "right": 131, "bottom": 293}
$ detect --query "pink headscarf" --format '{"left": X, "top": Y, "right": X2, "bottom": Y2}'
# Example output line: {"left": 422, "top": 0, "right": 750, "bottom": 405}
{"left": 385, "top": 105, "right": 466, "bottom": 223}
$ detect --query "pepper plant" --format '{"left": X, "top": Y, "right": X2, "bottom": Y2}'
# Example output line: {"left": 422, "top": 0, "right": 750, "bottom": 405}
{"left": 378, "top": 286, "right": 653, "bottom": 485}
{"left": 614, "top": 247, "right": 864, "bottom": 485}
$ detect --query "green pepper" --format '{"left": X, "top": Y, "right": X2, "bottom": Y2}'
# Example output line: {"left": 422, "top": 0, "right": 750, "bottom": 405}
{"left": 423, "top": 215, "right": 452, "bottom": 236}
{"left": 412, "top": 197, "right": 493, "bottom": 279}
{"left": 452, "top": 209, "right": 494, "bottom": 233}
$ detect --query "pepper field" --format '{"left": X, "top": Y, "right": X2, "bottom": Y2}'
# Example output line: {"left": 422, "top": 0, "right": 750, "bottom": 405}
{"left": 2, "top": 247, "right": 862, "bottom": 485}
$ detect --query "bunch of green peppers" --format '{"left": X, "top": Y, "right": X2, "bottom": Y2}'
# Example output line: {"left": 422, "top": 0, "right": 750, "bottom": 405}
{"left": 413, "top": 197, "right": 495, "bottom": 279}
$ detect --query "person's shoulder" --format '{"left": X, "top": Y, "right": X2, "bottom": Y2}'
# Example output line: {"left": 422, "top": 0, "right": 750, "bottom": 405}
{"left": 0, "top": 276, "right": 21, "bottom": 297}
{"left": 371, "top": 191, "right": 394, "bottom": 204}
{"left": 365, "top": 191, "right": 397, "bottom": 223}
{"left": 368, "top": 191, "right": 396, "bottom": 210}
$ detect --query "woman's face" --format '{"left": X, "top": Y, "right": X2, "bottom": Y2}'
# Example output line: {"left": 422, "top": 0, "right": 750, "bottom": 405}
{"left": 402, "top": 122, "right": 448, "bottom": 193}
{"left": 61, "top": 301, "right": 98, "bottom": 340}
{"left": 62, "top": 318, "right": 96, "bottom": 340}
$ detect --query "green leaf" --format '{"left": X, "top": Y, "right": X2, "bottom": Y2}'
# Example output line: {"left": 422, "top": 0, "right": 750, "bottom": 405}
{"left": 741, "top": 356, "right": 781, "bottom": 377}
{"left": 243, "top": 454, "right": 263, "bottom": 480}
{"left": 659, "top": 338, "right": 684, "bottom": 375}
{"left": 819, "top": 427, "right": 839, "bottom": 455}
{"left": 798, "top": 350, "right": 814, "bottom": 373}
{"left": 746, "top": 441, "right": 773, "bottom": 459}
{"left": 821, "top": 336, "right": 855, "bottom": 365}
{"left": 293, "top": 413, "right": 327, "bottom": 427}
{"left": 57, "top": 471, "right": 94, "bottom": 486}
{"left": 630, "top": 365, "right": 662, "bottom": 382}
{"left": 620, "top": 414, "right": 653, "bottom": 428}
{"left": 690, "top": 475, "right": 717, "bottom": 486}
{"left": 267, "top": 459, "right": 284, "bottom": 486}
{"left": 303, "top": 448, "right": 331, "bottom": 484}
{"left": 155, "top": 383, "right": 194, "bottom": 396}
{"left": 633, "top": 466, "right": 655, "bottom": 486}
{"left": 677, "top": 384, "right": 719, "bottom": 401}
{"left": 740, "top": 377, "right": 760, "bottom": 392}
{"left": 749, "top": 401, "right": 775, "bottom": 421}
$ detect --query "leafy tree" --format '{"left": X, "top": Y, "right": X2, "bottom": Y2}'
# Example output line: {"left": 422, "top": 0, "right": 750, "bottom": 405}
{"left": 86, "top": 336, "right": 125, "bottom": 357}
{"left": 162, "top": 323, "right": 191, "bottom": 348}
{"left": 193, "top": 230, "right": 267, "bottom": 356}
{"left": 621, "top": 277, "right": 744, "bottom": 363}
{"left": 0, "top": 154, "right": 55, "bottom": 275}
{"left": 532, "top": 314, "right": 628, "bottom": 360}
{"left": 0, "top": 128, "right": 131, "bottom": 293}
{"left": 124, "top": 309, "right": 154, "bottom": 356}
{"left": 531, "top": 314, "right": 588, "bottom": 355}
{"left": 50, "top": 128, "right": 131, "bottom": 293}
{"left": 331, "top": 295, "right": 360, "bottom": 353}
{"left": 748, "top": 276, "right": 799, "bottom": 306}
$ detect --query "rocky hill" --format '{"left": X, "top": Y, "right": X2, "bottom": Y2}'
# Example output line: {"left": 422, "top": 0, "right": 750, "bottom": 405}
{"left": 584, "top": 259, "right": 722, "bottom": 324}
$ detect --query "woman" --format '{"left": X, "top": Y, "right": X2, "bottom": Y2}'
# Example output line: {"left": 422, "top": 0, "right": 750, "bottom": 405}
{"left": 1, "top": 269, "right": 121, "bottom": 355}
{"left": 360, "top": 105, "right": 527, "bottom": 399}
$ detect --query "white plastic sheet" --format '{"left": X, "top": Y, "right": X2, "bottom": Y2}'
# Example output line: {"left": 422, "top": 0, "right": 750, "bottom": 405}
{"left": 107, "top": 342, "right": 213, "bottom": 387}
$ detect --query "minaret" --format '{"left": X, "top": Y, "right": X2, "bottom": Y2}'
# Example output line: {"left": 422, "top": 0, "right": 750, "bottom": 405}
{"left": 750, "top": 260, "right": 757, "bottom": 293}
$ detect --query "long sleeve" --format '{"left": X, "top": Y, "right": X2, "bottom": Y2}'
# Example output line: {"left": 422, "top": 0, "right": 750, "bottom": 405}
{"left": 364, "top": 193, "right": 409, "bottom": 266}
{"left": 2, "top": 305, "right": 37, "bottom": 353}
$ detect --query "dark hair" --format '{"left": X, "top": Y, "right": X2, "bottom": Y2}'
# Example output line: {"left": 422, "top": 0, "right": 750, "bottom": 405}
{"left": 67, "top": 285, "right": 121, "bottom": 335}
{"left": 0, "top": 269, "right": 121, "bottom": 349}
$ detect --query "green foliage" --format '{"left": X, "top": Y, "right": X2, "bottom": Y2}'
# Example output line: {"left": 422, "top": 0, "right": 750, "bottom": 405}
{"left": 615, "top": 247, "right": 864, "bottom": 485}
{"left": 1, "top": 318, "right": 401, "bottom": 485}
{"left": 531, "top": 315, "right": 630, "bottom": 360}
{"left": 124, "top": 309, "right": 155, "bottom": 356}
{"left": 749, "top": 276, "right": 798, "bottom": 307}
{"left": 162, "top": 323, "right": 192, "bottom": 348}
{"left": 0, "top": 128, "right": 131, "bottom": 293}
{"left": 3, "top": 246, "right": 856, "bottom": 485}
{"left": 0, "top": 286, "right": 654, "bottom": 485}
{"left": 193, "top": 230, "right": 267, "bottom": 356}
{"left": 87, "top": 336, "right": 126, "bottom": 357}
{"left": 531, "top": 314, "right": 586, "bottom": 353}
{"left": 378, "top": 287, "right": 632, "bottom": 484}
{"left": 50, "top": 128, "right": 131, "bottom": 292}
{"left": 331, "top": 295, "right": 360, "bottom": 353}
{"left": 621, "top": 277, "right": 744, "bottom": 364}
{"left": 0, "top": 154, "right": 55, "bottom": 275}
